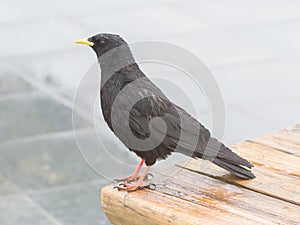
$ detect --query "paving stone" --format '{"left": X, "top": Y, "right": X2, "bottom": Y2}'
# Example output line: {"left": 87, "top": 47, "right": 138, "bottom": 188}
{"left": 0, "top": 19, "right": 75, "bottom": 58}
{"left": 73, "top": 127, "right": 141, "bottom": 180}
{"left": 55, "top": 0, "right": 164, "bottom": 18}
{"left": 208, "top": 60, "right": 300, "bottom": 142}
{"left": 242, "top": 20, "right": 300, "bottom": 58}
{"left": 223, "top": 108, "right": 271, "bottom": 145}
{"left": 0, "top": 132, "right": 97, "bottom": 190}
{"left": 0, "top": 92, "right": 90, "bottom": 141}
{"left": 0, "top": 176, "right": 18, "bottom": 196}
{"left": 167, "top": 29, "right": 277, "bottom": 67}
{"left": 0, "top": 129, "right": 137, "bottom": 191}
{"left": 0, "top": 70, "right": 33, "bottom": 95}
{"left": 80, "top": 7, "right": 208, "bottom": 40}
{"left": 59, "top": 86, "right": 99, "bottom": 116}
{"left": 0, "top": 194, "right": 57, "bottom": 225}
{"left": 0, "top": 0, "right": 163, "bottom": 24}
{"left": 246, "top": 99, "right": 300, "bottom": 133}
{"left": 9, "top": 48, "right": 98, "bottom": 89}
{"left": 1, "top": 1, "right": 299, "bottom": 225}
{"left": 30, "top": 181, "right": 111, "bottom": 225}
{"left": 169, "top": 0, "right": 300, "bottom": 29}
{"left": 0, "top": 0, "right": 64, "bottom": 24}
{"left": 212, "top": 60, "right": 300, "bottom": 106}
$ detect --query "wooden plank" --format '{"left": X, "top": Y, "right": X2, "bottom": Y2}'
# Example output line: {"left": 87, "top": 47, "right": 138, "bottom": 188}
{"left": 251, "top": 124, "right": 300, "bottom": 156}
{"left": 179, "top": 141, "right": 300, "bottom": 205}
{"left": 101, "top": 166, "right": 300, "bottom": 225}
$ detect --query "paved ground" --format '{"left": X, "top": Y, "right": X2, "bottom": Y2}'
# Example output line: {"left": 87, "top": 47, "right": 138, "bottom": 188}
{"left": 0, "top": 0, "right": 300, "bottom": 224}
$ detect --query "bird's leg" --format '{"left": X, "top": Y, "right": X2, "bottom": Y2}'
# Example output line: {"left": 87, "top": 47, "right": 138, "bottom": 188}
{"left": 115, "top": 166, "right": 154, "bottom": 192}
{"left": 114, "top": 159, "right": 145, "bottom": 183}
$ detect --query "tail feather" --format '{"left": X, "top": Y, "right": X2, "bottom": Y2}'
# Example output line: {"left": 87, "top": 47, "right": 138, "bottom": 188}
{"left": 212, "top": 158, "right": 255, "bottom": 179}
{"left": 201, "top": 137, "right": 255, "bottom": 179}
{"left": 214, "top": 145, "right": 253, "bottom": 168}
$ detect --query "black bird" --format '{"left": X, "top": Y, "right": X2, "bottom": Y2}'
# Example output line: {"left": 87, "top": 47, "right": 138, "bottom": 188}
{"left": 75, "top": 33, "right": 255, "bottom": 191}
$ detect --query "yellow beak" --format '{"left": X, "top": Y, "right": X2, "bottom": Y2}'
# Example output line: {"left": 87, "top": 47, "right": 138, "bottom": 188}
{"left": 75, "top": 38, "right": 94, "bottom": 46}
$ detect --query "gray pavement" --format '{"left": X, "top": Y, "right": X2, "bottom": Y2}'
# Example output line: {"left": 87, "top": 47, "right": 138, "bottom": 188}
{"left": 0, "top": 0, "right": 300, "bottom": 224}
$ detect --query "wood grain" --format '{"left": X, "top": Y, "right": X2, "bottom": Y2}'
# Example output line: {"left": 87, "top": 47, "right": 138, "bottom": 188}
{"left": 101, "top": 125, "right": 300, "bottom": 224}
{"left": 252, "top": 125, "right": 300, "bottom": 156}
{"left": 102, "top": 167, "right": 300, "bottom": 225}
{"left": 179, "top": 141, "right": 300, "bottom": 205}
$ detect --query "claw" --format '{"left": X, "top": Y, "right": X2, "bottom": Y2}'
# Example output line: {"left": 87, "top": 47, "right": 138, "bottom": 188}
{"left": 114, "top": 176, "right": 139, "bottom": 183}
{"left": 113, "top": 185, "right": 122, "bottom": 190}
{"left": 114, "top": 178, "right": 137, "bottom": 183}
{"left": 115, "top": 178, "right": 137, "bottom": 183}
{"left": 148, "top": 183, "right": 156, "bottom": 190}
{"left": 127, "top": 183, "right": 156, "bottom": 192}
{"left": 114, "top": 173, "right": 154, "bottom": 184}
{"left": 113, "top": 183, "right": 156, "bottom": 192}
{"left": 113, "top": 164, "right": 153, "bottom": 192}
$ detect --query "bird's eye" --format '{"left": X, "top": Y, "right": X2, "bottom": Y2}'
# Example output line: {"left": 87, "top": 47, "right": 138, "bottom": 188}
{"left": 100, "top": 40, "right": 105, "bottom": 45}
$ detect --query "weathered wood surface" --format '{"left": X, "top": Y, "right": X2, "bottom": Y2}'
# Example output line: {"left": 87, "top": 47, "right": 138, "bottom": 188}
{"left": 181, "top": 141, "right": 300, "bottom": 205}
{"left": 101, "top": 125, "right": 300, "bottom": 225}
{"left": 252, "top": 125, "right": 300, "bottom": 156}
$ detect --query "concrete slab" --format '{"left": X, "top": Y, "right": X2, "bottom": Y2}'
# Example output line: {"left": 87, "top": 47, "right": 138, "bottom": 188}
{"left": 29, "top": 181, "right": 110, "bottom": 225}
{"left": 0, "top": 92, "right": 90, "bottom": 141}
{"left": 0, "top": 194, "right": 59, "bottom": 225}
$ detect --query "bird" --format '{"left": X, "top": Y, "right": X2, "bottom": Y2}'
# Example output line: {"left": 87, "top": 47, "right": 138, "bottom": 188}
{"left": 75, "top": 33, "right": 255, "bottom": 191}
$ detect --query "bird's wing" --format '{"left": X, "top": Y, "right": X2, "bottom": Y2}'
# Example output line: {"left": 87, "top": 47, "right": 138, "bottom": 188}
{"left": 127, "top": 79, "right": 210, "bottom": 156}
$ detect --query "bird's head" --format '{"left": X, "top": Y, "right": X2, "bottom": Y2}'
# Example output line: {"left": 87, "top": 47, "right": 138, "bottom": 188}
{"left": 75, "top": 33, "right": 128, "bottom": 57}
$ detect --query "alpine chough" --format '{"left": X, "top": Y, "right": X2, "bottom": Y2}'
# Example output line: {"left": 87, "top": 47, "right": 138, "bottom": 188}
{"left": 76, "top": 33, "right": 255, "bottom": 191}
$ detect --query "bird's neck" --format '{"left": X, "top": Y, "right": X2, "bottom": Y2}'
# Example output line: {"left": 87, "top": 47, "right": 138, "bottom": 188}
{"left": 97, "top": 45, "right": 137, "bottom": 87}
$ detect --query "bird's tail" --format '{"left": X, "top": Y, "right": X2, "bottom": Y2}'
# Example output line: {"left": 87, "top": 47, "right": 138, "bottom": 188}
{"left": 202, "top": 137, "right": 255, "bottom": 179}
{"left": 212, "top": 158, "right": 255, "bottom": 179}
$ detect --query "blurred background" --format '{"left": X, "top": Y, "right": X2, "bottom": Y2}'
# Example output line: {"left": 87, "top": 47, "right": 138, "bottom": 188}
{"left": 0, "top": 0, "right": 300, "bottom": 224}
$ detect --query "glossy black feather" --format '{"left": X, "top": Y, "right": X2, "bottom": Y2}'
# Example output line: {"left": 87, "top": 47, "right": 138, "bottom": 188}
{"left": 88, "top": 33, "right": 255, "bottom": 179}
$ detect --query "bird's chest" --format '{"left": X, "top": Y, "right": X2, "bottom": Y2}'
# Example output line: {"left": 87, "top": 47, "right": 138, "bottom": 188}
{"left": 101, "top": 80, "right": 120, "bottom": 128}
{"left": 100, "top": 74, "right": 134, "bottom": 131}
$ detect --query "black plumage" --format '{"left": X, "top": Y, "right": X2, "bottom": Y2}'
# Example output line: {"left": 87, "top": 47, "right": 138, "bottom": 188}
{"left": 76, "top": 33, "right": 255, "bottom": 190}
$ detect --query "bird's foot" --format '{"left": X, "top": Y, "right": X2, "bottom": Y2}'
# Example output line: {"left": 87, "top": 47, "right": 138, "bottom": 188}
{"left": 113, "top": 174, "right": 139, "bottom": 183}
{"left": 114, "top": 183, "right": 156, "bottom": 192}
{"left": 114, "top": 173, "right": 153, "bottom": 183}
